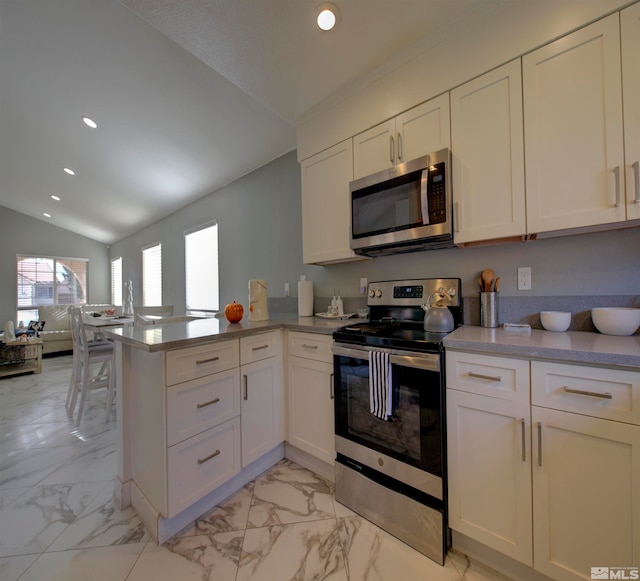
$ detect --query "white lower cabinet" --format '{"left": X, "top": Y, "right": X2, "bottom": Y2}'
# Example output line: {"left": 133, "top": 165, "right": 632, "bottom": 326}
{"left": 287, "top": 332, "right": 335, "bottom": 465}
{"left": 240, "top": 332, "right": 284, "bottom": 467}
{"left": 447, "top": 351, "right": 640, "bottom": 580}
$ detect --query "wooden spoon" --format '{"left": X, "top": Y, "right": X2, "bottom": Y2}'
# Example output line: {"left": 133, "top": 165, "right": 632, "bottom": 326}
{"left": 493, "top": 277, "right": 500, "bottom": 292}
{"left": 478, "top": 274, "right": 484, "bottom": 292}
{"left": 481, "top": 269, "right": 494, "bottom": 293}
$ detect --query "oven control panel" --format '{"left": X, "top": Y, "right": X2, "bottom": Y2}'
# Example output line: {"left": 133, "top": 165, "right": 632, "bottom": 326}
{"left": 367, "top": 278, "right": 460, "bottom": 307}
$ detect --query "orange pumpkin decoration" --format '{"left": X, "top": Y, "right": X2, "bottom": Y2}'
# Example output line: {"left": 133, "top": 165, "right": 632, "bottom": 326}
{"left": 224, "top": 301, "right": 244, "bottom": 323}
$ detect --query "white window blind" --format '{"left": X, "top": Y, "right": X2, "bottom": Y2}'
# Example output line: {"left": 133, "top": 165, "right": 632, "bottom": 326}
{"left": 142, "top": 243, "right": 162, "bottom": 307}
{"left": 185, "top": 222, "right": 219, "bottom": 313}
{"left": 111, "top": 257, "right": 122, "bottom": 306}
{"left": 17, "top": 255, "right": 88, "bottom": 308}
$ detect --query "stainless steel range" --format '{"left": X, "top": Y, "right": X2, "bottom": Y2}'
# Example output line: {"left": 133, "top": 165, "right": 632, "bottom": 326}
{"left": 332, "top": 278, "right": 462, "bottom": 565}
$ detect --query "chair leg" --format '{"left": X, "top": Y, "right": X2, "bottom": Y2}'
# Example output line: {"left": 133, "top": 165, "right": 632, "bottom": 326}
{"left": 105, "top": 359, "right": 115, "bottom": 423}
{"left": 75, "top": 360, "right": 90, "bottom": 427}
{"left": 65, "top": 351, "right": 80, "bottom": 415}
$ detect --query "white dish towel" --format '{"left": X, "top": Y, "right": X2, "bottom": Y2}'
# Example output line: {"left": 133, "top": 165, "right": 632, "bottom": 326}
{"left": 369, "top": 350, "right": 393, "bottom": 421}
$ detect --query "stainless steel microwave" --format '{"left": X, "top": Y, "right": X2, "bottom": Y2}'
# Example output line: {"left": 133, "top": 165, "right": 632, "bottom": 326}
{"left": 350, "top": 149, "right": 453, "bottom": 257}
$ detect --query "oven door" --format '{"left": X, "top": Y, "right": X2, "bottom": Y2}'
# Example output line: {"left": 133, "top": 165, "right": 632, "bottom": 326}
{"left": 332, "top": 342, "right": 445, "bottom": 500}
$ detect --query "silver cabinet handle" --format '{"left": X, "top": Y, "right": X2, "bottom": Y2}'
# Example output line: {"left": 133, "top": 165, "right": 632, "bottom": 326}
{"left": 397, "top": 133, "right": 403, "bottom": 161}
{"left": 454, "top": 202, "right": 460, "bottom": 233}
{"left": 196, "top": 356, "right": 219, "bottom": 365}
{"left": 520, "top": 418, "right": 526, "bottom": 462}
{"left": 613, "top": 166, "right": 621, "bottom": 207}
{"left": 468, "top": 372, "right": 502, "bottom": 382}
{"left": 330, "top": 373, "right": 334, "bottom": 400}
{"left": 537, "top": 422, "right": 542, "bottom": 467}
{"left": 196, "top": 397, "right": 220, "bottom": 409}
{"left": 302, "top": 344, "right": 318, "bottom": 349}
{"left": 243, "top": 374, "right": 248, "bottom": 400}
{"left": 633, "top": 161, "right": 640, "bottom": 204}
{"left": 197, "top": 449, "right": 220, "bottom": 465}
{"left": 252, "top": 344, "right": 269, "bottom": 351}
{"left": 390, "top": 135, "right": 395, "bottom": 164}
{"left": 563, "top": 386, "right": 612, "bottom": 400}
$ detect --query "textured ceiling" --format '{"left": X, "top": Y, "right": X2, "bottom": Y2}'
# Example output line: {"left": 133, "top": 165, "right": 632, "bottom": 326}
{"left": 0, "top": 0, "right": 506, "bottom": 243}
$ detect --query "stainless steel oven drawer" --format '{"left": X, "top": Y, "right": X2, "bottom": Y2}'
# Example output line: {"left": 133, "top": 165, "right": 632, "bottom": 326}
{"left": 335, "top": 460, "right": 445, "bottom": 565}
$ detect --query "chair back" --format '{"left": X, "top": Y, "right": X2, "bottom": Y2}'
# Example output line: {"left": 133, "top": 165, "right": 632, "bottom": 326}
{"left": 69, "top": 307, "right": 88, "bottom": 353}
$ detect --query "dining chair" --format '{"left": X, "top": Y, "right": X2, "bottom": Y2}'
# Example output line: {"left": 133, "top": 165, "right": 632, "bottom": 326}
{"left": 66, "top": 307, "right": 115, "bottom": 424}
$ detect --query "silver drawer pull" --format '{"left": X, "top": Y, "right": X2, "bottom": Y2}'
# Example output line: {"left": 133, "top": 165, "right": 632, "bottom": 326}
{"left": 196, "top": 397, "right": 220, "bottom": 409}
{"left": 563, "top": 386, "right": 612, "bottom": 400}
{"left": 252, "top": 344, "right": 269, "bottom": 351}
{"left": 468, "top": 372, "right": 502, "bottom": 382}
{"left": 196, "top": 356, "right": 220, "bottom": 365}
{"left": 243, "top": 374, "right": 248, "bottom": 400}
{"left": 197, "top": 449, "right": 221, "bottom": 465}
{"left": 537, "top": 422, "right": 542, "bottom": 467}
{"left": 520, "top": 418, "right": 526, "bottom": 462}
{"left": 302, "top": 344, "right": 318, "bottom": 349}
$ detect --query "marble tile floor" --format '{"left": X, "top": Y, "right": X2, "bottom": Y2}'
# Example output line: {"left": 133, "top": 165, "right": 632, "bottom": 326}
{"left": 0, "top": 355, "right": 510, "bottom": 581}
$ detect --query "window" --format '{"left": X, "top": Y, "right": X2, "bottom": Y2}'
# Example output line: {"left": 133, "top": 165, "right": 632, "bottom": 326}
{"left": 17, "top": 255, "right": 88, "bottom": 320}
{"left": 142, "top": 243, "right": 162, "bottom": 307}
{"left": 185, "top": 221, "right": 219, "bottom": 313}
{"left": 111, "top": 257, "right": 122, "bottom": 306}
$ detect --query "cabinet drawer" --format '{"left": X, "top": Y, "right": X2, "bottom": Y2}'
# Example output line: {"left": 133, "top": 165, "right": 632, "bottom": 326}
{"left": 288, "top": 331, "right": 333, "bottom": 363}
{"left": 167, "top": 416, "right": 241, "bottom": 517}
{"left": 165, "top": 340, "right": 239, "bottom": 386}
{"left": 240, "top": 331, "right": 281, "bottom": 364}
{"left": 167, "top": 368, "right": 240, "bottom": 446}
{"left": 531, "top": 361, "right": 640, "bottom": 425}
{"left": 446, "top": 351, "right": 530, "bottom": 403}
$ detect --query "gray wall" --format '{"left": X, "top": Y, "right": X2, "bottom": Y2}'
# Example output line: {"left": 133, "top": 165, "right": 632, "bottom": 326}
{"left": 109, "top": 149, "right": 640, "bottom": 317}
{"left": 0, "top": 206, "right": 110, "bottom": 324}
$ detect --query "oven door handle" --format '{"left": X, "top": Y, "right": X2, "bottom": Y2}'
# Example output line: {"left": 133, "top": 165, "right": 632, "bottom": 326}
{"left": 332, "top": 344, "right": 440, "bottom": 372}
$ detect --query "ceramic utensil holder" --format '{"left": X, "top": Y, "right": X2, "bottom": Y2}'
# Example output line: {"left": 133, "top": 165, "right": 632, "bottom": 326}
{"left": 480, "top": 292, "right": 499, "bottom": 328}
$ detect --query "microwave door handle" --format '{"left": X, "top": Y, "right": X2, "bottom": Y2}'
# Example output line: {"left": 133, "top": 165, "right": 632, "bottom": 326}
{"left": 420, "top": 168, "right": 430, "bottom": 225}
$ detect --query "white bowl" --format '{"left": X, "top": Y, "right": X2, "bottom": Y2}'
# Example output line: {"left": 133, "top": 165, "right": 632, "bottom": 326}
{"left": 591, "top": 307, "right": 640, "bottom": 336}
{"left": 540, "top": 311, "right": 571, "bottom": 332}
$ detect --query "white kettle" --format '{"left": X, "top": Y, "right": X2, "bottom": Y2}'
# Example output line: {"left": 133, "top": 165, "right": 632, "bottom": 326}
{"left": 422, "top": 290, "right": 454, "bottom": 333}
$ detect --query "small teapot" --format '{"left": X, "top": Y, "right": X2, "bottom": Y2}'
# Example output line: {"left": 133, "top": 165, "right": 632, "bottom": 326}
{"left": 422, "top": 289, "right": 454, "bottom": 333}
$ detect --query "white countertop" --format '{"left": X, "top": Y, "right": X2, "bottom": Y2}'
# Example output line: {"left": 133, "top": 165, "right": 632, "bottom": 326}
{"left": 443, "top": 325, "right": 640, "bottom": 369}
{"left": 103, "top": 314, "right": 351, "bottom": 352}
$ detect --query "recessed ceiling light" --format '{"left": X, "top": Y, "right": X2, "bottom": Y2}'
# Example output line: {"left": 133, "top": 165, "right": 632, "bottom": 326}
{"left": 82, "top": 116, "right": 98, "bottom": 129}
{"left": 43, "top": 213, "right": 52, "bottom": 218}
{"left": 51, "top": 195, "right": 61, "bottom": 201}
{"left": 63, "top": 167, "right": 75, "bottom": 175}
{"left": 316, "top": 3, "right": 340, "bottom": 31}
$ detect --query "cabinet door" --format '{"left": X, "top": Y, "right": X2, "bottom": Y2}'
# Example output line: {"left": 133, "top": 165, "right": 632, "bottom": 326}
{"left": 301, "top": 139, "right": 359, "bottom": 264}
{"left": 447, "top": 389, "right": 533, "bottom": 565}
{"left": 622, "top": 3, "right": 640, "bottom": 219}
{"left": 532, "top": 407, "right": 640, "bottom": 580}
{"left": 353, "top": 119, "right": 396, "bottom": 179}
{"left": 396, "top": 93, "right": 450, "bottom": 164}
{"left": 524, "top": 15, "right": 625, "bottom": 233}
{"left": 240, "top": 357, "right": 284, "bottom": 467}
{"left": 287, "top": 356, "right": 335, "bottom": 465}
{"left": 451, "top": 60, "right": 526, "bottom": 244}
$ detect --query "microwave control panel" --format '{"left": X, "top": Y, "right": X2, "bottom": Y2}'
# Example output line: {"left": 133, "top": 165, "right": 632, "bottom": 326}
{"left": 428, "top": 161, "right": 446, "bottom": 224}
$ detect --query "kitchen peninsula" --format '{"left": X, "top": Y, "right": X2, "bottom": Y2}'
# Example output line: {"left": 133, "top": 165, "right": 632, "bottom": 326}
{"left": 104, "top": 315, "right": 344, "bottom": 543}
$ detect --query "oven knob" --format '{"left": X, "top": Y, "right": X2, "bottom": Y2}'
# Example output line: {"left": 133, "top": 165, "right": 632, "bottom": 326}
{"left": 375, "top": 290, "right": 382, "bottom": 298}
{"left": 378, "top": 457, "right": 384, "bottom": 467}
{"left": 447, "top": 288, "right": 456, "bottom": 297}
{"left": 369, "top": 290, "right": 376, "bottom": 298}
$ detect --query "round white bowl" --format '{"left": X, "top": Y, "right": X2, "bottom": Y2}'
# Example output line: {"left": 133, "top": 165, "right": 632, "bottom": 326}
{"left": 540, "top": 311, "right": 571, "bottom": 332}
{"left": 591, "top": 307, "right": 640, "bottom": 336}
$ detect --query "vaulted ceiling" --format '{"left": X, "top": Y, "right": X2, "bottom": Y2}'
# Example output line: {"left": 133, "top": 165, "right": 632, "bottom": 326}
{"left": 0, "top": 0, "right": 507, "bottom": 243}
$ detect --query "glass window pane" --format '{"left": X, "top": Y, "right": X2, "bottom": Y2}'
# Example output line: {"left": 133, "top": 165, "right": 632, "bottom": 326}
{"left": 185, "top": 223, "right": 219, "bottom": 312}
{"left": 142, "top": 243, "right": 162, "bottom": 307}
{"left": 111, "top": 257, "right": 123, "bottom": 306}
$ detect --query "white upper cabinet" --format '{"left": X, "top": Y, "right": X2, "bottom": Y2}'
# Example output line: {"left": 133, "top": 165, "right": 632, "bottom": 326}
{"left": 300, "top": 139, "right": 361, "bottom": 264}
{"left": 622, "top": 2, "right": 640, "bottom": 220}
{"left": 353, "top": 94, "right": 450, "bottom": 179}
{"left": 450, "top": 60, "right": 526, "bottom": 244}
{"left": 523, "top": 14, "right": 626, "bottom": 233}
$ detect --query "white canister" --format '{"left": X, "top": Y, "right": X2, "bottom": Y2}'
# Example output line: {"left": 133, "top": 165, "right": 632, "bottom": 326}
{"left": 298, "top": 277, "right": 314, "bottom": 317}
